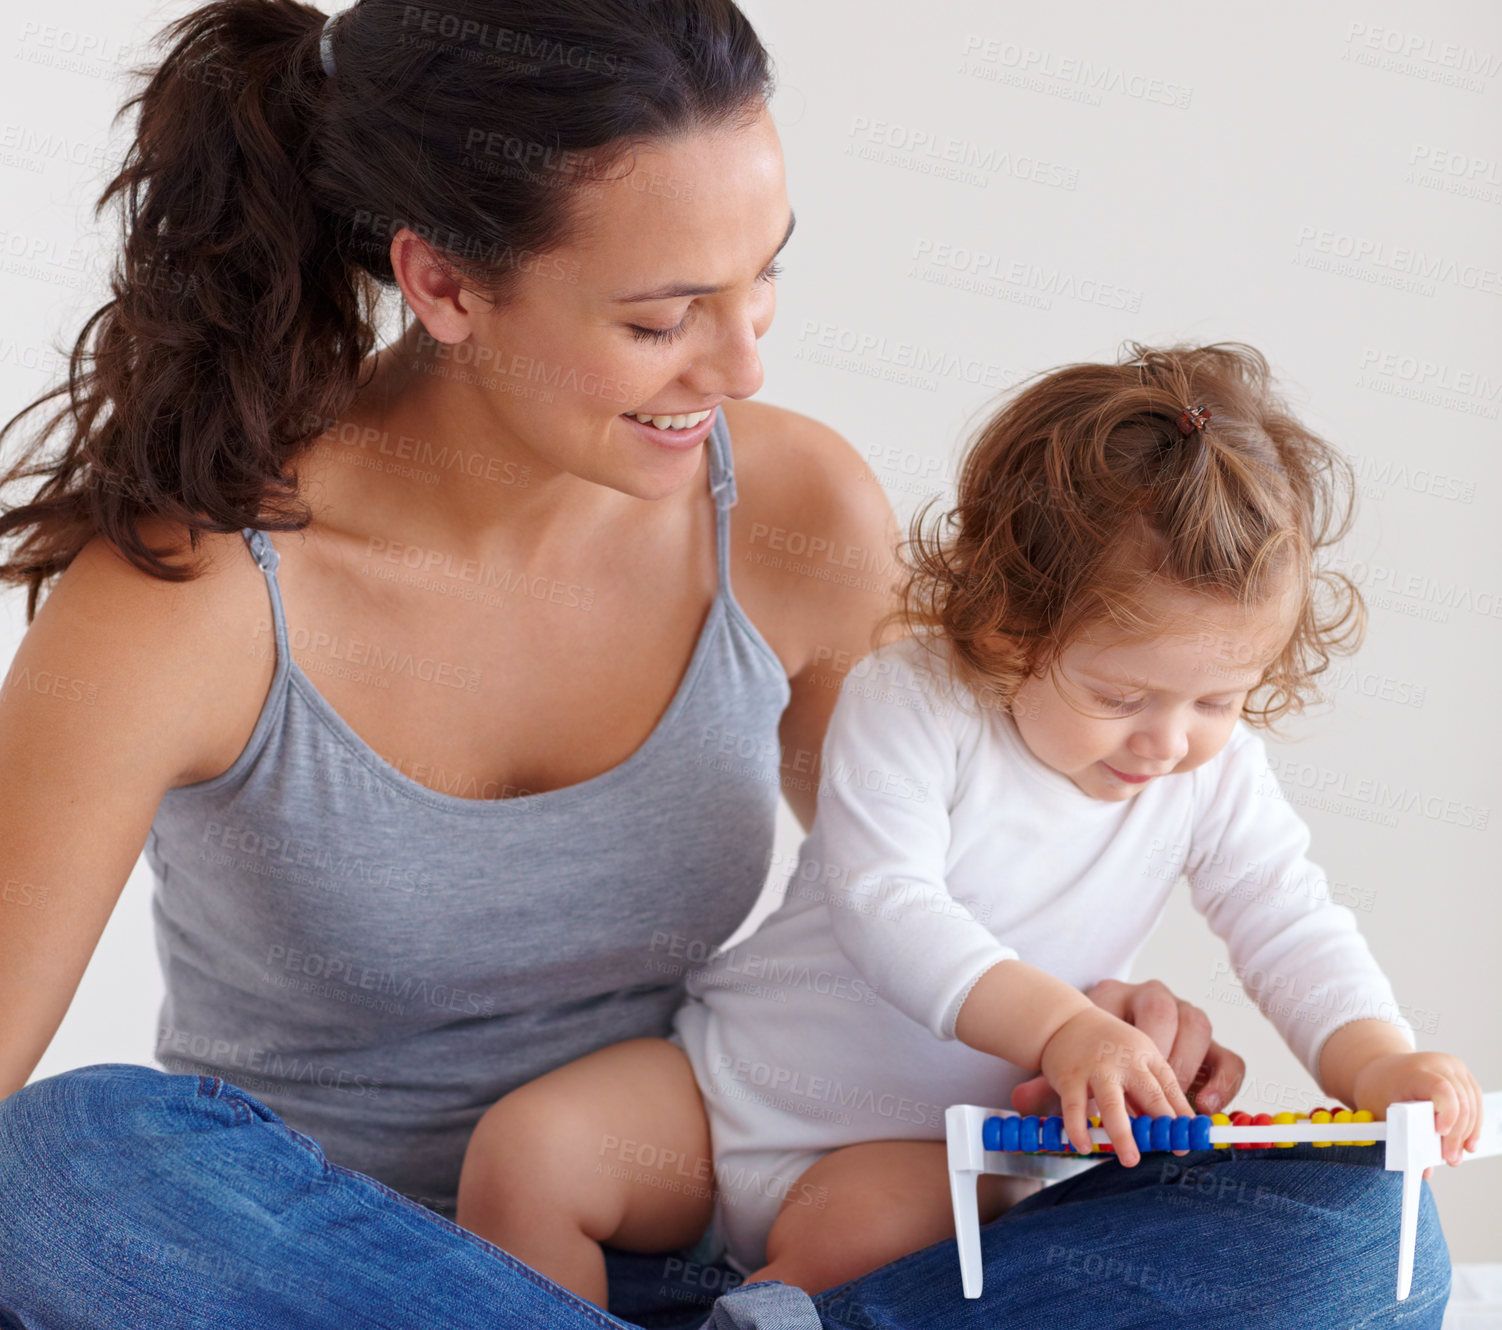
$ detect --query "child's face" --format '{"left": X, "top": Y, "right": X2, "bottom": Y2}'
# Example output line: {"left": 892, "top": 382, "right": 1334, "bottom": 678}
{"left": 1009, "top": 582, "right": 1301, "bottom": 802}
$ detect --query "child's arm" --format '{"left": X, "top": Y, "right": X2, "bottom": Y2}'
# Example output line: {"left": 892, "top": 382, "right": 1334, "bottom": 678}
{"left": 1320, "top": 1019, "right": 1484, "bottom": 1169}
{"left": 1186, "top": 722, "right": 1483, "bottom": 1160}
{"left": 808, "top": 646, "right": 1190, "bottom": 1161}
{"left": 806, "top": 648, "right": 1019, "bottom": 1044}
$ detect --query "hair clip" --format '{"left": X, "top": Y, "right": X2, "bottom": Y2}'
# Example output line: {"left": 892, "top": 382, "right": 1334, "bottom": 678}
{"left": 1176, "top": 404, "right": 1212, "bottom": 436}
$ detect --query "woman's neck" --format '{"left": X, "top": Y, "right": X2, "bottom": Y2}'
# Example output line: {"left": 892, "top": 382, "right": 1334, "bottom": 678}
{"left": 294, "top": 327, "right": 659, "bottom": 567}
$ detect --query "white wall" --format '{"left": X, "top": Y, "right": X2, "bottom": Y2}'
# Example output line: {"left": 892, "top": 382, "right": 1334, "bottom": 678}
{"left": 2, "top": 0, "right": 1497, "bottom": 1264}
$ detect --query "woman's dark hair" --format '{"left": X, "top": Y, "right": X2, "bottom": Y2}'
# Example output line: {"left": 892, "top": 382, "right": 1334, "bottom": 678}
{"left": 884, "top": 342, "right": 1365, "bottom": 733}
{"left": 0, "top": 0, "right": 773, "bottom": 618}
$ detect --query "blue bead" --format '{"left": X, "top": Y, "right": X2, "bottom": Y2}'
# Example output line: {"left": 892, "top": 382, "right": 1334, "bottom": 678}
{"left": 1132, "top": 1115, "right": 1153, "bottom": 1152}
{"left": 1000, "top": 1115, "right": 1020, "bottom": 1152}
{"left": 1042, "top": 1116, "right": 1063, "bottom": 1151}
{"left": 1171, "top": 1116, "right": 1190, "bottom": 1150}
{"left": 1151, "top": 1116, "right": 1173, "bottom": 1151}
{"left": 983, "top": 1116, "right": 1004, "bottom": 1152}
{"left": 1020, "top": 1116, "right": 1040, "bottom": 1152}
{"left": 1189, "top": 1114, "right": 1213, "bottom": 1150}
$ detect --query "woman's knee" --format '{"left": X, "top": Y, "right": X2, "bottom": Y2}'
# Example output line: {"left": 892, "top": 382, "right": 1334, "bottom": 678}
{"left": 0, "top": 1062, "right": 237, "bottom": 1190}
{"left": 0, "top": 1065, "right": 180, "bottom": 1275}
{"left": 1278, "top": 1157, "right": 1452, "bottom": 1320}
{"left": 1, "top": 1062, "right": 158, "bottom": 1144}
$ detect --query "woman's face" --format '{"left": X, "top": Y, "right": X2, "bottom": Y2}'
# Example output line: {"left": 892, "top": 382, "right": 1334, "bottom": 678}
{"left": 410, "top": 103, "right": 790, "bottom": 501}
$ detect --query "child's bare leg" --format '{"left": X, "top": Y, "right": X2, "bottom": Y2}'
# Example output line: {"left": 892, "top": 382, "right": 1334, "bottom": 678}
{"left": 744, "top": 1140, "right": 1043, "bottom": 1296}
{"left": 456, "top": 1037, "right": 715, "bottom": 1308}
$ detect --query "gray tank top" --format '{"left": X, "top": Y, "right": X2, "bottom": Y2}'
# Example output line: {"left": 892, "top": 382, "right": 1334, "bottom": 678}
{"left": 145, "top": 409, "right": 790, "bottom": 1218}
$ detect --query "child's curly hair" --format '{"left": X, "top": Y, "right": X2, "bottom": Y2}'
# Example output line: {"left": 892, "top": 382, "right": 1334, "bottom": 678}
{"left": 882, "top": 341, "right": 1365, "bottom": 732}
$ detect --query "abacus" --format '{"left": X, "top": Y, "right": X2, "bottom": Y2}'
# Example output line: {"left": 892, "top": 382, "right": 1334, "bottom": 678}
{"left": 945, "top": 1092, "right": 1502, "bottom": 1302}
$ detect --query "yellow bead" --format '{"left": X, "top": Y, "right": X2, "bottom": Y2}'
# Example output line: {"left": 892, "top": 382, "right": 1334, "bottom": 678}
{"left": 1273, "top": 1111, "right": 1297, "bottom": 1148}
{"left": 1312, "top": 1108, "right": 1332, "bottom": 1146}
{"left": 1353, "top": 1108, "right": 1376, "bottom": 1146}
{"left": 1211, "top": 1113, "right": 1231, "bottom": 1126}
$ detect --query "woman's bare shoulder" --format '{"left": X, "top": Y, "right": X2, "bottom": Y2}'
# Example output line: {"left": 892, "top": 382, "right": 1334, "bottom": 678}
{"left": 720, "top": 399, "right": 895, "bottom": 545}
{"left": 719, "top": 400, "right": 904, "bottom": 676}
{"left": 37, "top": 517, "right": 277, "bottom": 787}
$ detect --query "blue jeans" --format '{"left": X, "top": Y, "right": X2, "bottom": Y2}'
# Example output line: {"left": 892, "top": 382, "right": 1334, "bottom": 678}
{"left": 0, "top": 1064, "right": 1450, "bottom": 1328}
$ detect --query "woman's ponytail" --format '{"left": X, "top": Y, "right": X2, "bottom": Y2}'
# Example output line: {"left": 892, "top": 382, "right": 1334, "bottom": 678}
{"left": 0, "top": 1, "right": 374, "bottom": 616}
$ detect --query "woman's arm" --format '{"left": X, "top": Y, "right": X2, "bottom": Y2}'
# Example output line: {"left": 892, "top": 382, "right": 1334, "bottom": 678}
{"left": 0, "top": 525, "right": 267, "bottom": 1097}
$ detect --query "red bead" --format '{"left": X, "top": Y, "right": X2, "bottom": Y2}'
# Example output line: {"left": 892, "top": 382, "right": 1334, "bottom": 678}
{"left": 1251, "top": 1112, "right": 1273, "bottom": 1148}
{"left": 1229, "top": 1111, "right": 1251, "bottom": 1148}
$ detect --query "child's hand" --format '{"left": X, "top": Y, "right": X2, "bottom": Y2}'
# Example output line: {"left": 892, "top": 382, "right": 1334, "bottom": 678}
{"left": 1350, "top": 1051, "right": 1484, "bottom": 1174}
{"left": 1039, "top": 1007, "right": 1195, "bottom": 1166}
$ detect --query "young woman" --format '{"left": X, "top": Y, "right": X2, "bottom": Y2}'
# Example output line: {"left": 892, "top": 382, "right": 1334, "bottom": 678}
{"left": 0, "top": 2, "right": 1448, "bottom": 1326}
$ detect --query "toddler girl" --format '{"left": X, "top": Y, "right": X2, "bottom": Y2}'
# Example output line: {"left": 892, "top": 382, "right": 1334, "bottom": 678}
{"left": 455, "top": 342, "right": 1483, "bottom": 1303}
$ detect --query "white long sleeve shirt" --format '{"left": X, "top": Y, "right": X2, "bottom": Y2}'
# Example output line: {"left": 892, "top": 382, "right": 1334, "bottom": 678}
{"left": 676, "top": 634, "right": 1413, "bottom": 1152}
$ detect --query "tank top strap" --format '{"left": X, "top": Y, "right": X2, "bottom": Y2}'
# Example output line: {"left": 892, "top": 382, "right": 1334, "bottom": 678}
{"left": 705, "top": 408, "right": 738, "bottom": 589}
{"left": 240, "top": 528, "right": 291, "bottom": 670}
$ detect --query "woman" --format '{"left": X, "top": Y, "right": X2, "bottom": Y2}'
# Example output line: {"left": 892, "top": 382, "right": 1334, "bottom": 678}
{"left": 0, "top": 1, "right": 1448, "bottom": 1326}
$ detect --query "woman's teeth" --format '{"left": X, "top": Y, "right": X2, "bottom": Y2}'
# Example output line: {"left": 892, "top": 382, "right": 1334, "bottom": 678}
{"left": 627, "top": 408, "right": 714, "bottom": 431}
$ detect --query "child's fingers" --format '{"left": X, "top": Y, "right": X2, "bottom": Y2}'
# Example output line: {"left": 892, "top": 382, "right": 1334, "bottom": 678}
{"left": 1466, "top": 1070, "right": 1485, "bottom": 1152}
{"left": 1126, "top": 1059, "right": 1191, "bottom": 1120}
{"left": 1132, "top": 1060, "right": 1193, "bottom": 1154}
{"left": 1157, "top": 1062, "right": 1194, "bottom": 1119}
{"left": 1446, "top": 1073, "right": 1479, "bottom": 1164}
{"left": 1095, "top": 1084, "right": 1140, "bottom": 1168}
{"left": 1058, "top": 1086, "right": 1095, "bottom": 1157}
{"left": 1432, "top": 1076, "right": 1465, "bottom": 1165}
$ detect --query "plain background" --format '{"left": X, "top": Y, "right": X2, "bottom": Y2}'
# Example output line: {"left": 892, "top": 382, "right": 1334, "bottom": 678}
{"left": 1, "top": 0, "right": 1497, "bottom": 1268}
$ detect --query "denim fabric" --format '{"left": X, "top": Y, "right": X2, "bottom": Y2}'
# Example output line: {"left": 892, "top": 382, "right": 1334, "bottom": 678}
{"left": 0, "top": 1065, "right": 1449, "bottom": 1329}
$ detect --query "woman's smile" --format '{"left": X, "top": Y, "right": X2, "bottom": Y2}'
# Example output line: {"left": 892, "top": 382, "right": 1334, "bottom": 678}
{"left": 620, "top": 407, "right": 719, "bottom": 450}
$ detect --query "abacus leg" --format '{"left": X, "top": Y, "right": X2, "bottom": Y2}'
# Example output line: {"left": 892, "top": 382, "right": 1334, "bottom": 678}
{"left": 947, "top": 1167, "right": 983, "bottom": 1298}
{"left": 1398, "top": 1165, "right": 1423, "bottom": 1301}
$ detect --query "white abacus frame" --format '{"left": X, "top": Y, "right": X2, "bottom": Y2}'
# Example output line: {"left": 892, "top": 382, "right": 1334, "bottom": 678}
{"left": 946, "top": 1092, "right": 1502, "bottom": 1302}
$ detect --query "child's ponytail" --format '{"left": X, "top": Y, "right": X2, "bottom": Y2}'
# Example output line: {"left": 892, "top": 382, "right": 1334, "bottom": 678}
{"left": 891, "top": 341, "right": 1366, "bottom": 730}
